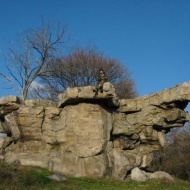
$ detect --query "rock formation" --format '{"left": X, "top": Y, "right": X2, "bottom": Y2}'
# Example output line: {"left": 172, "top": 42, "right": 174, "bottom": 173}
{"left": 0, "top": 82, "right": 189, "bottom": 180}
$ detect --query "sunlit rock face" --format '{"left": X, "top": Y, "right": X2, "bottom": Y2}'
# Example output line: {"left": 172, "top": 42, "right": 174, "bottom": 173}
{"left": 0, "top": 82, "right": 189, "bottom": 179}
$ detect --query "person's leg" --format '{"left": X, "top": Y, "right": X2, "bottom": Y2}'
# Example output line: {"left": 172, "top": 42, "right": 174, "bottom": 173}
{"left": 94, "top": 82, "right": 100, "bottom": 94}
{"left": 99, "top": 81, "right": 104, "bottom": 92}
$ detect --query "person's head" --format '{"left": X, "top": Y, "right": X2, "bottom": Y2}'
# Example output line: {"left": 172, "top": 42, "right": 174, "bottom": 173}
{"left": 99, "top": 68, "right": 104, "bottom": 73}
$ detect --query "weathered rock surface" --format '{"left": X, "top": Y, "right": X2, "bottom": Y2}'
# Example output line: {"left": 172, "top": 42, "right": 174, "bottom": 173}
{"left": 58, "top": 82, "right": 119, "bottom": 108}
{"left": 0, "top": 82, "right": 189, "bottom": 180}
{"left": 24, "top": 99, "right": 57, "bottom": 107}
{"left": 0, "top": 95, "right": 21, "bottom": 116}
{"left": 42, "top": 103, "right": 112, "bottom": 158}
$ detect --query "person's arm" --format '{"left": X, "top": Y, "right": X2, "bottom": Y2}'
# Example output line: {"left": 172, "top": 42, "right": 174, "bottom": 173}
{"left": 96, "top": 74, "right": 101, "bottom": 81}
{"left": 104, "top": 74, "right": 108, "bottom": 82}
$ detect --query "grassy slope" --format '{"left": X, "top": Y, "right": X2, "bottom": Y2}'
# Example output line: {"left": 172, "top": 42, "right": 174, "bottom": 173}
{"left": 0, "top": 163, "right": 189, "bottom": 190}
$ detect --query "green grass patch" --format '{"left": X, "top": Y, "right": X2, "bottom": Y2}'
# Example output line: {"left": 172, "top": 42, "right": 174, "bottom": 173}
{"left": 0, "top": 162, "right": 189, "bottom": 190}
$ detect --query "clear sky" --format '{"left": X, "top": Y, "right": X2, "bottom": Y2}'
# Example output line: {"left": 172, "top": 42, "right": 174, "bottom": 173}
{"left": 0, "top": 0, "right": 190, "bottom": 102}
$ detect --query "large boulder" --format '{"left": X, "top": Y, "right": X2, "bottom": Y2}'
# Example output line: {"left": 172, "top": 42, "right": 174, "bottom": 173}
{"left": 131, "top": 167, "right": 149, "bottom": 182}
{"left": 109, "top": 149, "right": 139, "bottom": 180}
{"left": 42, "top": 103, "right": 112, "bottom": 158}
{"left": 0, "top": 96, "right": 21, "bottom": 116}
{"left": 48, "top": 153, "right": 110, "bottom": 178}
{"left": 119, "top": 82, "right": 190, "bottom": 113}
{"left": 131, "top": 167, "right": 174, "bottom": 182}
{"left": 4, "top": 140, "right": 51, "bottom": 168}
{"left": 58, "top": 82, "right": 119, "bottom": 108}
{"left": 14, "top": 106, "right": 44, "bottom": 140}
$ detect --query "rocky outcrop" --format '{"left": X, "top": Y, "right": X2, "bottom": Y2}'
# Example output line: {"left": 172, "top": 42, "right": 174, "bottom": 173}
{"left": 58, "top": 82, "right": 119, "bottom": 108}
{"left": 0, "top": 82, "right": 189, "bottom": 180}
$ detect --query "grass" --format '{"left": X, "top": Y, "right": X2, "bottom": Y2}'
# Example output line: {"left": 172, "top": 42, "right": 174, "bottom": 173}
{"left": 0, "top": 162, "right": 189, "bottom": 190}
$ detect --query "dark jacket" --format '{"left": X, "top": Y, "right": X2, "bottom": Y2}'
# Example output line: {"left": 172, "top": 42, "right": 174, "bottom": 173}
{"left": 96, "top": 73, "right": 107, "bottom": 82}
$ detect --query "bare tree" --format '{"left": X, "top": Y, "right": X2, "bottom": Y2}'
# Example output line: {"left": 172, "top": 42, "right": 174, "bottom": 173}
{"left": 0, "top": 21, "right": 66, "bottom": 101}
{"left": 39, "top": 46, "right": 137, "bottom": 100}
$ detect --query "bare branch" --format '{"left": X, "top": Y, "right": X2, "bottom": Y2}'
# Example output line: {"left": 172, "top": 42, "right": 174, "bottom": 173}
{"left": 6, "top": 66, "right": 23, "bottom": 88}
{"left": 39, "top": 46, "right": 137, "bottom": 100}
{"left": 1, "top": 21, "right": 67, "bottom": 101}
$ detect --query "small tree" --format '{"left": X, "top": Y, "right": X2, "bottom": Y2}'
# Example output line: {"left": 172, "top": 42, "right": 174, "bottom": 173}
{"left": 39, "top": 46, "right": 137, "bottom": 100}
{"left": 0, "top": 21, "right": 66, "bottom": 101}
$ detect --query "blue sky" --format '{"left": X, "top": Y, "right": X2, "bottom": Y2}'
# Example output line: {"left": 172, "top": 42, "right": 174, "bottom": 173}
{"left": 0, "top": 0, "right": 190, "bottom": 103}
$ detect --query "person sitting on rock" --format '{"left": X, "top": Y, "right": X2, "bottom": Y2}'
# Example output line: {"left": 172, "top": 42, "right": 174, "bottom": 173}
{"left": 94, "top": 68, "right": 108, "bottom": 95}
